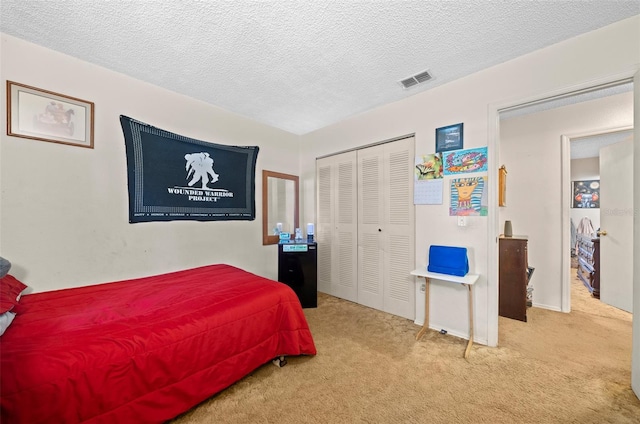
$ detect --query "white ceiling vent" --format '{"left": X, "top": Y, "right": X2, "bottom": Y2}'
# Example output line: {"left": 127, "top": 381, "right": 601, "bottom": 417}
{"left": 399, "top": 69, "right": 432, "bottom": 89}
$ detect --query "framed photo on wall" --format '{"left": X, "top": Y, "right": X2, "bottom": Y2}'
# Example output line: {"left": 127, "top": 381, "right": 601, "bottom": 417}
{"left": 6, "top": 80, "right": 94, "bottom": 149}
{"left": 435, "top": 122, "right": 463, "bottom": 153}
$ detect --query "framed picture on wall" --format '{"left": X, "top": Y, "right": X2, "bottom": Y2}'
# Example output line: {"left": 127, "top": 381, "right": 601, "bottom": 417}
{"left": 6, "top": 80, "right": 94, "bottom": 149}
{"left": 435, "top": 122, "right": 463, "bottom": 153}
{"left": 572, "top": 180, "right": 600, "bottom": 208}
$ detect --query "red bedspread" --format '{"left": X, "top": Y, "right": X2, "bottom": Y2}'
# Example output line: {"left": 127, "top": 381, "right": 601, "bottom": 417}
{"left": 0, "top": 264, "right": 316, "bottom": 423}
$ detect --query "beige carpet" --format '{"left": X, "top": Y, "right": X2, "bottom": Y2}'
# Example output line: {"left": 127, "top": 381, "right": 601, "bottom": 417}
{"left": 171, "top": 274, "right": 638, "bottom": 423}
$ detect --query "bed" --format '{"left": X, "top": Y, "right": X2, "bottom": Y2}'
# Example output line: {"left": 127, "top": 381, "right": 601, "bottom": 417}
{"left": 0, "top": 263, "right": 317, "bottom": 423}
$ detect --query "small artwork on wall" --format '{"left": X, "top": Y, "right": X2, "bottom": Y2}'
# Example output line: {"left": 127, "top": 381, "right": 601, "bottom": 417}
{"left": 6, "top": 80, "right": 94, "bottom": 148}
{"left": 435, "top": 122, "right": 463, "bottom": 153}
{"left": 415, "top": 153, "right": 443, "bottom": 180}
{"left": 443, "top": 147, "right": 488, "bottom": 175}
{"left": 450, "top": 176, "right": 488, "bottom": 216}
{"left": 572, "top": 180, "right": 600, "bottom": 208}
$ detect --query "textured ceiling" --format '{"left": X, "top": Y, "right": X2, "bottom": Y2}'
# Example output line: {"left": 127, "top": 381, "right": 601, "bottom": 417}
{"left": 0, "top": 1, "right": 638, "bottom": 135}
{"left": 571, "top": 129, "right": 633, "bottom": 160}
{"left": 500, "top": 81, "right": 634, "bottom": 159}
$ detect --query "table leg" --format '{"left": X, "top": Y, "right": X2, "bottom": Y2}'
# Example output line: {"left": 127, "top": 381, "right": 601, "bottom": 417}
{"left": 415, "top": 277, "right": 430, "bottom": 341}
{"left": 464, "top": 284, "right": 474, "bottom": 359}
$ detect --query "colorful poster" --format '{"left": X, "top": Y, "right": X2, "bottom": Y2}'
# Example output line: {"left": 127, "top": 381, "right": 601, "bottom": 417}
{"left": 572, "top": 180, "right": 600, "bottom": 208}
{"left": 415, "top": 153, "right": 443, "bottom": 180}
{"left": 450, "top": 176, "right": 488, "bottom": 216}
{"left": 443, "top": 147, "right": 488, "bottom": 175}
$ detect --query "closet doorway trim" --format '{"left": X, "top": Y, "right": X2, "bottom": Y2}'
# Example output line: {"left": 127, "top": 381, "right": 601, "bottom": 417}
{"left": 316, "top": 133, "right": 415, "bottom": 160}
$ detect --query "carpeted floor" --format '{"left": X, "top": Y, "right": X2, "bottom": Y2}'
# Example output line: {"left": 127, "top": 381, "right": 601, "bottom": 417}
{"left": 171, "top": 272, "right": 638, "bottom": 423}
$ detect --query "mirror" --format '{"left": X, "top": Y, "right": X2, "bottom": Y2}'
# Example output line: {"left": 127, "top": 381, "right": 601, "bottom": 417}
{"left": 262, "top": 170, "right": 299, "bottom": 245}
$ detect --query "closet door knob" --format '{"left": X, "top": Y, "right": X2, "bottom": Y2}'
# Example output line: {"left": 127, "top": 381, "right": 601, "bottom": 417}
{"left": 597, "top": 230, "right": 607, "bottom": 236}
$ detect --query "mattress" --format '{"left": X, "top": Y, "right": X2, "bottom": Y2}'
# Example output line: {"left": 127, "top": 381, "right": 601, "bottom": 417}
{"left": 0, "top": 264, "right": 316, "bottom": 423}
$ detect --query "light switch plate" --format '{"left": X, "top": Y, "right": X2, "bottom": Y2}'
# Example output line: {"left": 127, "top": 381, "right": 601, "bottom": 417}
{"left": 457, "top": 216, "right": 467, "bottom": 226}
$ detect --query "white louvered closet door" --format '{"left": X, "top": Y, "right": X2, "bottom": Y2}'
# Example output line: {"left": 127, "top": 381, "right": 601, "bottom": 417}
{"left": 333, "top": 152, "right": 358, "bottom": 302}
{"left": 357, "top": 144, "right": 385, "bottom": 311}
{"left": 382, "top": 137, "right": 415, "bottom": 319}
{"left": 316, "top": 160, "right": 333, "bottom": 295}
{"left": 316, "top": 151, "right": 358, "bottom": 302}
{"left": 357, "top": 137, "right": 415, "bottom": 319}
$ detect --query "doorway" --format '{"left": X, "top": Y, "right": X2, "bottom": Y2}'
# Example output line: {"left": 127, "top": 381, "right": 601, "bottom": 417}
{"left": 497, "top": 80, "right": 633, "bottom": 316}
{"left": 566, "top": 128, "right": 634, "bottom": 313}
{"left": 489, "top": 72, "right": 638, "bottom": 398}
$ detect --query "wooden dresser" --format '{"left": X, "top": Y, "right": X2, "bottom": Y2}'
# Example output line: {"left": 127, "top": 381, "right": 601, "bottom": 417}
{"left": 499, "top": 236, "right": 529, "bottom": 322}
{"left": 576, "top": 234, "right": 600, "bottom": 298}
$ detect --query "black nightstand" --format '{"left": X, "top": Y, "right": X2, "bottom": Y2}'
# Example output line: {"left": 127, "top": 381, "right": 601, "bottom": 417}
{"left": 277, "top": 241, "right": 317, "bottom": 308}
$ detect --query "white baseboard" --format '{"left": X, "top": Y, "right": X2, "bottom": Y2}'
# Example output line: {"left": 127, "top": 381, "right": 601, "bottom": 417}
{"left": 531, "top": 302, "right": 563, "bottom": 312}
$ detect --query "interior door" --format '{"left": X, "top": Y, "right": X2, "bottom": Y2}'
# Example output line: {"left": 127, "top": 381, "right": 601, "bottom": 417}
{"left": 599, "top": 136, "right": 633, "bottom": 313}
{"left": 316, "top": 152, "right": 358, "bottom": 302}
{"left": 333, "top": 152, "right": 358, "bottom": 302}
{"left": 357, "top": 144, "right": 385, "bottom": 310}
{"left": 316, "top": 160, "right": 333, "bottom": 295}
{"left": 357, "top": 137, "right": 415, "bottom": 319}
{"left": 381, "top": 137, "right": 415, "bottom": 319}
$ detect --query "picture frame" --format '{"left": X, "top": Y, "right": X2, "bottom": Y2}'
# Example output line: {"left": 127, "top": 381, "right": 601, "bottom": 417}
{"left": 6, "top": 80, "right": 94, "bottom": 149}
{"left": 498, "top": 165, "right": 507, "bottom": 207}
{"left": 435, "top": 122, "right": 463, "bottom": 153}
{"left": 572, "top": 179, "right": 600, "bottom": 209}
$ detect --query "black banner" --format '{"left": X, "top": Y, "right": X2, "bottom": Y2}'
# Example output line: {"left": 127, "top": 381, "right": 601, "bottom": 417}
{"left": 120, "top": 115, "right": 259, "bottom": 223}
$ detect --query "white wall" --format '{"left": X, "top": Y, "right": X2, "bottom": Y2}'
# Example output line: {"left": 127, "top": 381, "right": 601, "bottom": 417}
{"left": 570, "top": 157, "right": 600, "bottom": 232}
{"left": 299, "top": 16, "right": 639, "bottom": 345}
{"left": 500, "top": 93, "right": 632, "bottom": 311}
{"left": 0, "top": 34, "right": 300, "bottom": 293}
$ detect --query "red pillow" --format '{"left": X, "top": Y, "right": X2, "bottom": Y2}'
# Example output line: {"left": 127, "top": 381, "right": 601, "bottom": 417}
{"left": 0, "top": 274, "right": 28, "bottom": 314}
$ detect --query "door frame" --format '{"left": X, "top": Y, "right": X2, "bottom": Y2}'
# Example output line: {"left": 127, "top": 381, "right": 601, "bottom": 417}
{"left": 486, "top": 67, "right": 638, "bottom": 348}
{"left": 560, "top": 126, "right": 633, "bottom": 312}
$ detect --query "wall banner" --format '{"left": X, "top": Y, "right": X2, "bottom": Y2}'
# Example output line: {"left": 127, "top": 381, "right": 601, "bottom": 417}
{"left": 120, "top": 115, "right": 259, "bottom": 223}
